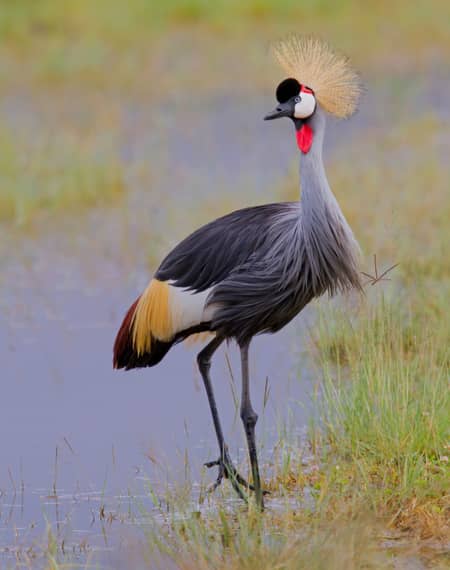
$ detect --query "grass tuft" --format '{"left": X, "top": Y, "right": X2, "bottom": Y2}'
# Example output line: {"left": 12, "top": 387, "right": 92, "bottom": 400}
{"left": 314, "top": 295, "right": 449, "bottom": 539}
{"left": 141, "top": 487, "right": 392, "bottom": 569}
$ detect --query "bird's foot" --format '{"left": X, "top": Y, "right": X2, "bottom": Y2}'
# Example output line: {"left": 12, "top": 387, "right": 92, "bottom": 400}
{"left": 204, "top": 452, "right": 269, "bottom": 500}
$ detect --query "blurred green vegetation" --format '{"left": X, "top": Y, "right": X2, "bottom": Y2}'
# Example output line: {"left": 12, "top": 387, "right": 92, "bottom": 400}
{"left": 0, "top": 0, "right": 449, "bottom": 87}
{"left": 0, "top": 124, "right": 124, "bottom": 225}
{"left": 1, "top": 0, "right": 449, "bottom": 46}
{"left": 0, "top": 0, "right": 448, "bottom": 224}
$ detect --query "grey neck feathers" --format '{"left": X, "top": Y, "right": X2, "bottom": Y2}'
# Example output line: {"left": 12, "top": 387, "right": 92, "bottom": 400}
{"left": 298, "top": 106, "right": 362, "bottom": 295}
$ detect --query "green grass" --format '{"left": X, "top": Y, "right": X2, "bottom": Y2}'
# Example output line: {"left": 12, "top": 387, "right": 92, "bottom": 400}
{"left": 141, "top": 498, "right": 393, "bottom": 569}
{"left": 313, "top": 295, "right": 449, "bottom": 539}
{"left": 0, "top": 124, "right": 125, "bottom": 226}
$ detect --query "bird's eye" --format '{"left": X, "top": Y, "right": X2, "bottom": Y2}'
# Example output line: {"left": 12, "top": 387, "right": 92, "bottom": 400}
{"left": 294, "top": 96, "right": 301, "bottom": 103}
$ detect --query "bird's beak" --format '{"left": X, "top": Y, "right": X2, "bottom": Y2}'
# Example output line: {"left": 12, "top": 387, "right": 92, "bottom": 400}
{"left": 264, "top": 101, "right": 292, "bottom": 121}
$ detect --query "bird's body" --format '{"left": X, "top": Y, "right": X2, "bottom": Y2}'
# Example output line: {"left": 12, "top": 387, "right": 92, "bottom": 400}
{"left": 114, "top": 108, "right": 361, "bottom": 369}
{"left": 113, "top": 35, "right": 363, "bottom": 509}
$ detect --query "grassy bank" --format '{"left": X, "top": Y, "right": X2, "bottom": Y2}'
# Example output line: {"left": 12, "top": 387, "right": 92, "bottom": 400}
{"left": 313, "top": 295, "right": 449, "bottom": 538}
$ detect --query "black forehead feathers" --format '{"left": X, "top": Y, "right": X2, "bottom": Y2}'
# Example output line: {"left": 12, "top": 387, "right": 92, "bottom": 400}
{"left": 276, "top": 78, "right": 300, "bottom": 103}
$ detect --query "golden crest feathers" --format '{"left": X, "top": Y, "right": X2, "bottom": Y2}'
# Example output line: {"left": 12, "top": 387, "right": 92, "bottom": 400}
{"left": 272, "top": 34, "right": 362, "bottom": 119}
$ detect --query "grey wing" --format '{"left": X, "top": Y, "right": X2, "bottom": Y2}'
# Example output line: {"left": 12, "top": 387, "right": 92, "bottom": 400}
{"left": 155, "top": 203, "right": 294, "bottom": 291}
{"left": 207, "top": 205, "right": 313, "bottom": 343}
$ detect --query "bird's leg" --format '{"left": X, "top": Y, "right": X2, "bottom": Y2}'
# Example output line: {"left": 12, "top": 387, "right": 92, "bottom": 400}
{"left": 197, "top": 336, "right": 250, "bottom": 502}
{"left": 239, "top": 340, "right": 264, "bottom": 510}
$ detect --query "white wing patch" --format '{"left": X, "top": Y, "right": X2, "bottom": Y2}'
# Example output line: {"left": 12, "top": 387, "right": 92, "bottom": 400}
{"left": 168, "top": 283, "right": 216, "bottom": 333}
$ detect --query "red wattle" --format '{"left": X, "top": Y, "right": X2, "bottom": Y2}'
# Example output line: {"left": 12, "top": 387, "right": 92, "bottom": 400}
{"left": 296, "top": 124, "right": 313, "bottom": 154}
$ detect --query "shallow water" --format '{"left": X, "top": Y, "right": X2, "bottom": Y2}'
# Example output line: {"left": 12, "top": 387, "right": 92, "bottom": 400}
{"left": 1, "top": 73, "right": 448, "bottom": 567}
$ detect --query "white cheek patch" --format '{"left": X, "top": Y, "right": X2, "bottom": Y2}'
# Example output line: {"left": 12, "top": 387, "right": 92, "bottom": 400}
{"left": 294, "top": 92, "right": 316, "bottom": 119}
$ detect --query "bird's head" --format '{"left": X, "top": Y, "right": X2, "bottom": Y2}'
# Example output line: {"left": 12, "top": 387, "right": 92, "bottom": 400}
{"left": 264, "top": 35, "right": 363, "bottom": 154}
{"left": 264, "top": 78, "right": 317, "bottom": 153}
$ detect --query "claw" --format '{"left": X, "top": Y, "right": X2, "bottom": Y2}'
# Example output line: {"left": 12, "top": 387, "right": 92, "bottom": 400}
{"left": 204, "top": 459, "right": 220, "bottom": 469}
{"left": 206, "top": 460, "right": 225, "bottom": 494}
{"left": 204, "top": 455, "right": 270, "bottom": 500}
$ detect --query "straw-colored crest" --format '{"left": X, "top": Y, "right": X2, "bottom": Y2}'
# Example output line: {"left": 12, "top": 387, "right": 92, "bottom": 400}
{"left": 272, "top": 34, "right": 362, "bottom": 119}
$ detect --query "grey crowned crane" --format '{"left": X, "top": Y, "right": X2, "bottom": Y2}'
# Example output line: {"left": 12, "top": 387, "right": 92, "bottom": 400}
{"left": 113, "top": 35, "right": 363, "bottom": 509}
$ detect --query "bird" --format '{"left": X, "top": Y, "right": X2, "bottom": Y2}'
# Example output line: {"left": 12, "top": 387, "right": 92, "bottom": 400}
{"left": 113, "top": 35, "right": 363, "bottom": 510}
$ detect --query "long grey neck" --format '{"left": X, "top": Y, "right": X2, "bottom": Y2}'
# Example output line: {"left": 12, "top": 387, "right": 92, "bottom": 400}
{"left": 296, "top": 106, "right": 362, "bottom": 294}
{"left": 298, "top": 107, "right": 338, "bottom": 225}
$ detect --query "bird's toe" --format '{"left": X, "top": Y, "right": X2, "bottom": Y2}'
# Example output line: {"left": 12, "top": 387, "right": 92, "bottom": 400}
{"left": 204, "top": 454, "right": 270, "bottom": 499}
